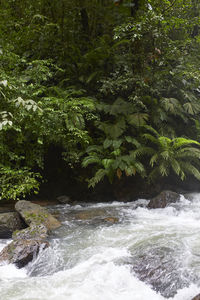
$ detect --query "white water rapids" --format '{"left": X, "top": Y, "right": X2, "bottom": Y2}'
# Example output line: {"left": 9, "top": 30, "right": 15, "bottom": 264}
{"left": 1, "top": 193, "right": 200, "bottom": 299}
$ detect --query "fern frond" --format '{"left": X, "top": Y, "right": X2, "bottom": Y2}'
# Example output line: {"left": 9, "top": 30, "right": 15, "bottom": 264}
{"left": 134, "top": 161, "right": 146, "bottom": 175}
{"left": 86, "top": 145, "right": 103, "bottom": 153}
{"left": 142, "top": 125, "right": 159, "bottom": 137}
{"left": 125, "top": 136, "right": 141, "bottom": 148}
{"left": 88, "top": 169, "right": 107, "bottom": 188}
{"left": 142, "top": 133, "right": 159, "bottom": 145}
{"left": 102, "top": 158, "right": 114, "bottom": 169}
{"left": 125, "top": 166, "right": 136, "bottom": 176}
{"left": 82, "top": 155, "right": 101, "bottom": 167}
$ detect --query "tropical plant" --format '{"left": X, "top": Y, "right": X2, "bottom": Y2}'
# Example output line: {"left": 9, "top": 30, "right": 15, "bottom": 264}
{"left": 142, "top": 128, "right": 200, "bottom": 182}
{"left": 1, "top": 0, "right": 200, "bottom": 199}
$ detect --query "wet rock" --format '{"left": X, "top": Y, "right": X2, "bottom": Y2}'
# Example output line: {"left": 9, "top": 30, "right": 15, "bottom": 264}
{"left": 0, "top": 212, "right": 25, "bottom": 239}
{"left": 12, "top": 224, "right": 48, "bottom": 241}
{"left": 15, "top": 200, "right": 61, "bottom": 231}
{"left": 0, "top": 239, "right": 49, "bottom": 268}
{"left": 0, "top": 201, "right": 60, "bottom": 268}
{"left": 56, "top": 195, "right": 72, "bottom": 204}
{"left": 74, "top": 209, "right": 107, "bottom": 220}
{"left": 104, "top": 217, "right": 118, "bottom": 223}
{"left": 192, "top": 294, "right": 200, "bottom": 300}
{"left": 130, "top": 247, "right": 193, "bottom": 298}
{"left": 148, "top": 190, "right": 180, "bottom": 209}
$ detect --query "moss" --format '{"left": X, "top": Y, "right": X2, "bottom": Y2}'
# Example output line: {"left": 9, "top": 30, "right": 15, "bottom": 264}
{"left": 23, "top": 211, "right": 49, "bottom": 225}
{"left": 12, "top": 229, "right": 20, "bottom": 237}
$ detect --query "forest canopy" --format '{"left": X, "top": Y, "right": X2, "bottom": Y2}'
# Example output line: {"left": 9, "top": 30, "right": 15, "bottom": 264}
{"left": 1, "top": 0, "right": 200, "bottom": 200}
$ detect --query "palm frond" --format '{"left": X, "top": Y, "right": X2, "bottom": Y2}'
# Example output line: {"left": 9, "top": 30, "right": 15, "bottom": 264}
{"left": 170, "top": 158, "right": 184, "bottom": 179}
{"left": 179, "top": 161, "right": 200, "bottom": 181}
{"left": 158, "top": 137, "right": 171, "bottom": 149}
{"left": 130, "top": 147, "right": 155, "bottom": 158}
{"left": 159, "top": 162, "right": 169, "bottom": 177}
{"left": 176, "top": 147, "right": 200, "bottom": 159}
{"left": 150, "top": 153, "right": 159, "bottom": 166}
{"left": 160, "top": 150, "right": 170, "bottom": 160}
{"left": 172, "top": 138, "right": 200, "bottom": 149}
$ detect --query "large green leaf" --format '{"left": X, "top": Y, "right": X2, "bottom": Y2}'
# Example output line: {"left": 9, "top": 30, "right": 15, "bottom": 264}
{"left": 127, "top": 113, "right": 149, "bottom": 126}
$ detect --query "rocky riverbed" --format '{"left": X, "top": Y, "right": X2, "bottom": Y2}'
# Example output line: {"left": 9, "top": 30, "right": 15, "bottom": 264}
{"left": 0, "top": 192, "right": 200, "bottom": 299}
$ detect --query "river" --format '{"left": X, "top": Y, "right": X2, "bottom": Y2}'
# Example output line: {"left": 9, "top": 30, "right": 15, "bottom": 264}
{"left": 0, "top": 193, "right": 200, "bottom": 299}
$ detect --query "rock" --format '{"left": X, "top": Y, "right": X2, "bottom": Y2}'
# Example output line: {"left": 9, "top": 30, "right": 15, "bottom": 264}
{"left": 192, "top": 295, "right": 200, "bottom": 300}
{"left": 15, "top": 200, "right": 61, "bottom": 231}
{"left": 148, "top": 190, "right": 180, "bottom": 209}
{"left": 0, "top": 201, "right": 59, "bottom": 268}
{"left": 0, "top": 212, "right": 25, "bottom": 239}
{"left": 130, "top": 246, "right": 193, "bottom": 298}
{"left": 104, "top": 217, "right": 118, "bottom": 223}
{"left": 74, "top": 209, "right": 106, "bottom": 220}
{"left": 56, "top": 195, "right": 72, "bottom": 204}
{"left": 0, "top": 239, "right": 49, "bottom": 268}
{"left": 12, "top": 224, "right": 48, "bottom": 241}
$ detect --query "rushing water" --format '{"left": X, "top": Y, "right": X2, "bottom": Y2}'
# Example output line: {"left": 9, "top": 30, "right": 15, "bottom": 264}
{"left": 1, "top": 193, "right": 200, "bottom": 299}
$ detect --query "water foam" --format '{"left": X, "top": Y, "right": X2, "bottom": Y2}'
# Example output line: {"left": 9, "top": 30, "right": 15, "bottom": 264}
{"left": 1, "top": 193, "right": 200, "bottom": 299}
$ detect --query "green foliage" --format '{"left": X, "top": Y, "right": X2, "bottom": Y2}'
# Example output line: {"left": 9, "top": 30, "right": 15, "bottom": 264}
{"left": 0, "top": 46, "right": 96, "bottom": 199}
{"left": 0, "top": 166, "right": 41, "bottom": 201}
{"left": 82, "top": 130, "right": 149, "bottom": 187}
{"left": 142, "top": 130, "right": 200, "bottom": 182}
{"left": 1, "top": 0, "right": 200, "bottom": 197}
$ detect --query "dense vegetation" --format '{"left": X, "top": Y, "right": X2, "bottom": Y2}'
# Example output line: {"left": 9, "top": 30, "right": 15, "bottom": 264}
{"left": 1, "top": 0, "right": 200, "bottom": 200}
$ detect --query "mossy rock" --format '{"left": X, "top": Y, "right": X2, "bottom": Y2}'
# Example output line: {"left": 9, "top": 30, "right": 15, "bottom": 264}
{"left": 12, "top": 224, "right": 48, "bottom": 240}
{"left": 15, "top": 200, "right": 61, "bottom": 231}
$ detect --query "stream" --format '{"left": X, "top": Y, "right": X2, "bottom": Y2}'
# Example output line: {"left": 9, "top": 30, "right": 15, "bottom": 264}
{"left": 1, "top": 193, "right": 200, "bottom": 299}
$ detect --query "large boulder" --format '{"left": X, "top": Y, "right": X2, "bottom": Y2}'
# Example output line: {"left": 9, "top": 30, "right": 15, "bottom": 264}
{"left": 148, "top": 190, "right": 180, "bottom": 209}
{"left": 0, "top": 239, "right": 49, "bottom": 268}
{"left": 15, "top": 200, "right": 61, "bottom": 231}
{"left": 0, "top": 212, "right": 25, "bottom": 239}
{"left": 192, "top": 295, "right": 200, "bottom": 300}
